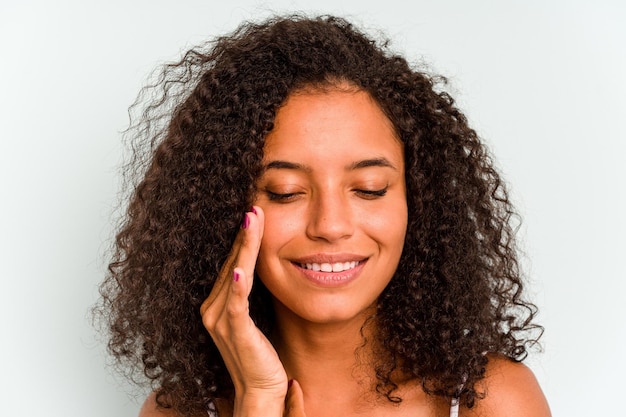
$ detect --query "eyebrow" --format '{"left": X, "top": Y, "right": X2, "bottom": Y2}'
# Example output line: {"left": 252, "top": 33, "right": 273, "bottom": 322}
{"left": 348, "top": 157, "right": 397, "bottom": 171}
{"left": 264, "top": 160, "right": 311, "bottom": 172}
{"left": 263, "top": 157, "right": 398, "bottom": 172}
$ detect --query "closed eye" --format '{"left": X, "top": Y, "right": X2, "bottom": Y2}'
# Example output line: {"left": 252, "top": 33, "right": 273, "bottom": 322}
{"left": 265, "top": 187, "right": 388, "bottom": 201}
{"left": 355, "top": 187, "right": 388, "bottom": 199}
{"left": 265, "top": 190, "right": 301, "bottom": 202}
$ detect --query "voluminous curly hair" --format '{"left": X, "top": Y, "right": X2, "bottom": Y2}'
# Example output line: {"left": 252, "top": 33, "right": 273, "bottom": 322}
{"left": 97, "top": 14, "right": 542, "bottom": 416}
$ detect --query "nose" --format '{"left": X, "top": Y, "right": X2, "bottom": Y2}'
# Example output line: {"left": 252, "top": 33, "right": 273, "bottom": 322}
{"left": 305, "top": 189, "right": 355, "bottom": 242}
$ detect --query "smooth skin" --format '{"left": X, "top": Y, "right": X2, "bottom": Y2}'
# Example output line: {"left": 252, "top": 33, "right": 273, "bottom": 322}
{"left": 140, "top": 88, "right": 551, "bottom": 417}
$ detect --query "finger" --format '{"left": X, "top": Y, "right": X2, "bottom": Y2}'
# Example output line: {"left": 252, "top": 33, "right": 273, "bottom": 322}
{"left": 223, "top": 207, "right": 265, "bottom": 318}
{"left": 200, "top": 207, "right": 264, "bottom": 317}
{"left": 284, "top": 379, "right": 306, "bottom": 417}
{"left": 200, "top": 210, "right": 253, "bottom": 316}
{"left": 225, "top": 266, "right": 252, "bottom": 319}
{"left": 234, "top": 206, "right": 264, "bottom": 294}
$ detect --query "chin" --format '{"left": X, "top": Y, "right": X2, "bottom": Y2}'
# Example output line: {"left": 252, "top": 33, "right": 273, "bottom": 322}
{"left": 274, "top": 295, "right": 377, "bottom": 326}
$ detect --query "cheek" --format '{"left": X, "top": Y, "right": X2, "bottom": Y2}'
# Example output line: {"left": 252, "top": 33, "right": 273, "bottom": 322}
{"left": 361, "top": 198, "right": 408, "bottom": 242}
{"left": 256, "top": 208, "right": 300, "bottom": 269}
{"left": 261, "top": 209, "right": 300, "bottom": 244}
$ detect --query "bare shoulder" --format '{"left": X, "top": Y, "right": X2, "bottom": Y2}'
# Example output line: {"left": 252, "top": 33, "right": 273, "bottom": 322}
{"left": 138, "top": 392, "right": 225, "bottom": 417}
{"left": 465, "top": 355, "right": 551, "bottom": 417}
{"left": 138, "top": 392, "right": 181, "bottom": 417}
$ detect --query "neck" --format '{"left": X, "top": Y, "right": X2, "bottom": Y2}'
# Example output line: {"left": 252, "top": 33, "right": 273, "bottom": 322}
{"left": 268, "top": 301, "right": 441, "bottom": 417}
{"left": 271, "top": 301, "right": 381, "bottom": 414}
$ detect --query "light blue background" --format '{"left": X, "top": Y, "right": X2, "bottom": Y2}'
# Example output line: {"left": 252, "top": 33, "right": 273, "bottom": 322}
{"left": 1, "top": 1, "right": 624, "bottom": 416}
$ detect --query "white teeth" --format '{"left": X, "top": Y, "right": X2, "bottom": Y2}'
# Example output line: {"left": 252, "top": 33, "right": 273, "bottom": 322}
{"left": 301, "top": 261, "right": 359, "bottom": 272}
{"left": 306, "top": 263, "right": 321, "bottom": 271}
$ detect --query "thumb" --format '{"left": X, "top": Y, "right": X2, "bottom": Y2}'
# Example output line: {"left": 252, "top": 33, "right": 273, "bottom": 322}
{"left": 284, "top": 379, "right": 306, "bottom": 417}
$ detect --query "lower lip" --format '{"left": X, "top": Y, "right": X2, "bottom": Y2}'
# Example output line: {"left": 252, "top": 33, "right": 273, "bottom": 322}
{"left": 292, "top": 261, "right": 367, "bottom": 288}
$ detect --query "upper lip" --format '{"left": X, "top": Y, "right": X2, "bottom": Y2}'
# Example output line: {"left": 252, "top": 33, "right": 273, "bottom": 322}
{"left": 291, "top": 253, "right": 368, "bottom": 264}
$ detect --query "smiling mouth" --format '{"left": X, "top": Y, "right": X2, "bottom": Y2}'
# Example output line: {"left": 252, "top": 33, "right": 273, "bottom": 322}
{"left": 297, "top": 261, "right": 362, "bottom": 273}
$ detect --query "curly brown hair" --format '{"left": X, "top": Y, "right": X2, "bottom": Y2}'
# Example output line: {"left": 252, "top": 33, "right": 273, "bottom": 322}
{"left": 97, "top": 14, "right": 542, "bottom": 416}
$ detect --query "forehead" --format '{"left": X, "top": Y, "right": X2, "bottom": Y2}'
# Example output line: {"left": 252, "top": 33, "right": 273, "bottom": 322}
{"left": 263, "top": 88, "right": 402, "bottom": 165}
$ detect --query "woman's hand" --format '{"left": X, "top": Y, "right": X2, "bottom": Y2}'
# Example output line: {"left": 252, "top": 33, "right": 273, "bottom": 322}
{"left": 284, "top": 380, "right": 306, "bottom": 417}
{"left": 200, "top": 206, "right": 288, "bottom": 417}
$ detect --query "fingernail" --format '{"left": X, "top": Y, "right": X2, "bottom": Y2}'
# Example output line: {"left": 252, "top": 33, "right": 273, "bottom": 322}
{"left": 251, "top": 206, "right": 257, "bottom": 215}
{"left": 233, "top": 271, "right": 240, "bottom": 282}
{"left": 242, "top": 213, "right": 250, "bottom": 229}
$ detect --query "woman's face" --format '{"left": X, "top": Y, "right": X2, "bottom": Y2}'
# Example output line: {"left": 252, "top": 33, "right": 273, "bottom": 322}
{"left": 254, "top": 87, "right": 408, "bottom": 325}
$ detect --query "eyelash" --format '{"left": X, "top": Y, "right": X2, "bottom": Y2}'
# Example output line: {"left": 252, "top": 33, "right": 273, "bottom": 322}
{"left": 356, "top": 187, "right": 388, "bottom": 199}
{"left": 266, "top": 191, "right": 300, "bottom": 202}
{"left": 265, "top": 187, "right": 388, "bottom": 202}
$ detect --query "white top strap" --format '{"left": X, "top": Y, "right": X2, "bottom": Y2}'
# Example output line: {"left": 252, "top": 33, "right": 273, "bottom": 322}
{"left": 450, "top": 397, "right": 460, "bottom": 417}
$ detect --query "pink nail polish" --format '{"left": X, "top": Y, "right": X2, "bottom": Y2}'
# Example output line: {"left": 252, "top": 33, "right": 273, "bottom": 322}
{"left": 233, "top": 271, "right": 240, "bottom": 282}
{"left": 242, "top": 213, "right": 250, "bottom": 229}
{"left": 251, "top": 206, "right": 257, "bottom": 215}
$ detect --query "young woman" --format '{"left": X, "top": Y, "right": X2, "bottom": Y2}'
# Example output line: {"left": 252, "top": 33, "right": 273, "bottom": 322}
{"left": 99, "top": 15, "right": 551, "bottom": 417}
